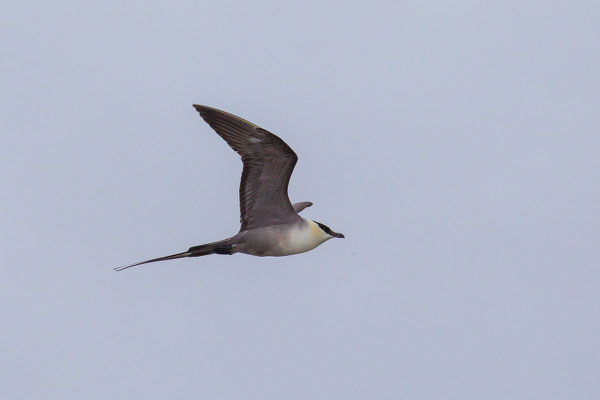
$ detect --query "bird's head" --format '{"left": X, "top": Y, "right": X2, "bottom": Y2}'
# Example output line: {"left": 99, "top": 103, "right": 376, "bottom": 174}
{"left": 314, "top": 221, "right": 345, "bottom": 239}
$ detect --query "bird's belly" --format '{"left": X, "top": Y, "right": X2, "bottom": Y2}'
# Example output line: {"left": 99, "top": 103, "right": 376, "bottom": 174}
{"left": 275, "top": 226, "right": 328, "bottom": 256}
{"left": 237, "top": 221, "right": 329, "bottom": 257}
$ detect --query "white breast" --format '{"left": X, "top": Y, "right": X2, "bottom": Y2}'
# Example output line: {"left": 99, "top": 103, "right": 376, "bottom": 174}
{"left": 283, "top": 219, "right": 332, "bottom": 255}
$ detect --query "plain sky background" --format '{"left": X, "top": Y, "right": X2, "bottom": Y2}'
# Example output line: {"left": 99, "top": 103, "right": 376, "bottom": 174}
{"left": 2, "top": 0, "right": 599, "bottom": 398}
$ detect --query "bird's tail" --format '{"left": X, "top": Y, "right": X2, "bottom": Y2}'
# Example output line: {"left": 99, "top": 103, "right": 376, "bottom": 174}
{"left": 114, "top": 240, "right": 234, "bottom": 272}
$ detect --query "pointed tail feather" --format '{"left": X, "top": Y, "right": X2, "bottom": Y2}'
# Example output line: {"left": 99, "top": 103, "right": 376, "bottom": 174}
{"left": 114, "top": 240, "right": 232, "bottom": 272}
{"left": 114, "top": 251, "right": 193, "bottom": 271}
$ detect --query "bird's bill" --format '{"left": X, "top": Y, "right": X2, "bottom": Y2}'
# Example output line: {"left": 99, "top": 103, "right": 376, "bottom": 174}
{"left": 331, "top": 232, "right": 345, "bottom": 238}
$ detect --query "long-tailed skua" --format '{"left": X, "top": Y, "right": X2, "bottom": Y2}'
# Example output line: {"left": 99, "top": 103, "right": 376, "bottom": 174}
{"left": 115, "top": 105, "right": 344, "bottom": 271}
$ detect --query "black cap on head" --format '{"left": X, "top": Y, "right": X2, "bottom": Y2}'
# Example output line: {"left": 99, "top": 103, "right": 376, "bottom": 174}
{"left": 314, "top": 221, "right": 345, "bottom": 238}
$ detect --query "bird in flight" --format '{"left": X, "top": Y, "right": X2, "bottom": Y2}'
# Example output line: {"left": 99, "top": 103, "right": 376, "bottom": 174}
{"left": 115, "top": 105, "right": 344, "bottom": 271}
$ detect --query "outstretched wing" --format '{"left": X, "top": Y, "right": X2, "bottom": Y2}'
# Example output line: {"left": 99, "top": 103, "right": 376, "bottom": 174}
{"left": 193, "top": 105, "right": 301, "bottom": 231}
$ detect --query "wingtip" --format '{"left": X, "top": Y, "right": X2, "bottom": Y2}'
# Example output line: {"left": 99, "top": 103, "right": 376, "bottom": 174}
{"left": 192, "top": 104, "right": 213, "bottom": 113}
{"left": 192, "top": 104, "right": 219, "bottom": 119}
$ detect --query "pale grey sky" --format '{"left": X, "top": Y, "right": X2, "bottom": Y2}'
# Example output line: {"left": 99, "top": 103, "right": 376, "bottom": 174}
{"left": 2, "top": 1, "right": 599, "bottom": 399}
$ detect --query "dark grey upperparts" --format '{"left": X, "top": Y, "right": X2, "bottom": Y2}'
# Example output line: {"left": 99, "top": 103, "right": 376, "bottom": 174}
{"left": 192, "top": 104, "right": 301, "bottom": 231}
{"left": 293, "top": 201, "right": 313, "bottom": 213}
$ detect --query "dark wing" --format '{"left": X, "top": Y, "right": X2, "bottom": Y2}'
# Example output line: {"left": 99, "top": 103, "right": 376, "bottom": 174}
{"left": 293, "top": 201, "right": 313, "bottom": 213}
{"left": 193, "top": 105, "right": 301, "bottom": 231}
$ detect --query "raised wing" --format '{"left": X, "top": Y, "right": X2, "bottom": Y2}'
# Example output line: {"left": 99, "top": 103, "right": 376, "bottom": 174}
{"left": 193, "top": 105, "right": 300, "bottom": 231}
{"left": 293, "top": 201, "right": 313, "bottom": 213}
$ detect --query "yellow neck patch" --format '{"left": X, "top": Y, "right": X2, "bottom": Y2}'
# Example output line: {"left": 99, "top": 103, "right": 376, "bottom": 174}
{"left": 308, "top": 219, "right": 328, "bottom": 239}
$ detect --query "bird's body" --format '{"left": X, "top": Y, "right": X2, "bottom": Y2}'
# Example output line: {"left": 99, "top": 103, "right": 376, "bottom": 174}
{"left": 116, "top": 105, "right": 344, "bottom": 271}
{"left": 232, "top": 218, "right": 333, "bottom": 257}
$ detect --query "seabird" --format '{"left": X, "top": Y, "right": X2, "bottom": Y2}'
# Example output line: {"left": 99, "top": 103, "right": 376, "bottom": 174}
{"left": 115, "top": 105, "right": 344, "bottom": 271}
